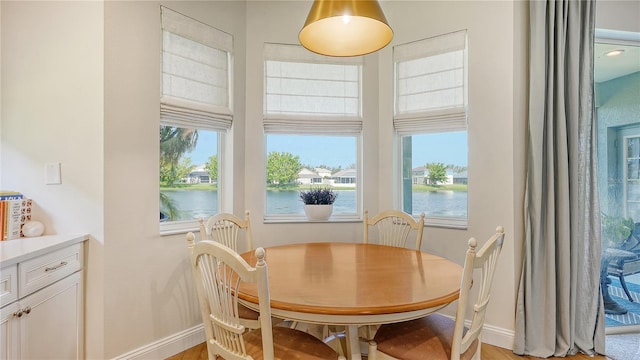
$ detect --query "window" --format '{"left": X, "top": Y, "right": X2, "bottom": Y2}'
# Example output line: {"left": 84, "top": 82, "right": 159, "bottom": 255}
{"left": 594, "top": 36, "right": 640, "bottom": 330}
{"left": 263, "top": 43, "right": 362, "bottom": 221}
{"left": 625, "top": 134, "right": 640, "bottom": 220}
{"left": 394, "top": 30, "right": 468, "bottom": 228}
{"left": 159, "top": 7, "right": 233, "bottom": 232}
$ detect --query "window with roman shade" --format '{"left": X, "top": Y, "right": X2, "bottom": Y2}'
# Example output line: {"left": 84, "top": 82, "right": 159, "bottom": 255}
{"left": 263, "top": 43, "right": 362, "bottom": 221}
{"left": 393, "top": 30, "right": 469, "bottom": 229}
{"left": 159, "top": 7, "right": 233, "bottom": 233}
{"left": 161, "top": 6, "right": 233, "bottom": 131}
{"left": 393, "top": 29, "right": 467, "bottom": 135}
{"left": 263, "top": 43, "right": 362, "bottom": 135}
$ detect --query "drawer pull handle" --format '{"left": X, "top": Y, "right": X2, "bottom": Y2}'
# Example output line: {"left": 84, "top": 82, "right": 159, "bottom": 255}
{"left": 12, "top": 307, "right": 32, "bottom": 318}
{"left": 45, "top": 261, "right": 68, "bottom": 272}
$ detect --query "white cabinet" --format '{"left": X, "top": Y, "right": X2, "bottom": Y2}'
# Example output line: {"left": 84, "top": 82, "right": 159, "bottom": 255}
{"left": 0, "top": 239, "right": 85, "bottom": 360}
{"left": 0, "top": 301, "right": 20, "bottom": 359}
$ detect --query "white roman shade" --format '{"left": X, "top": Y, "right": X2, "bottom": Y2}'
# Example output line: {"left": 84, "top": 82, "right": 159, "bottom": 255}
{"left": 264, "top": 43, "right": 363, "bottom": 135}
{"left": 161, "top": 7, "right": 233, "bottom": 131}
{"left": 393, "top": 30, "right": 468, "bottom": 135}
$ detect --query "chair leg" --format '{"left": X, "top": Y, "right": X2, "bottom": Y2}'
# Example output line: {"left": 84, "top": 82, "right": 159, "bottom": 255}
{"left": 474, "top": 340, "right": 482, "bottom": 359}
{"left": 619, "top": 275, "right": 634, "bottom": 302}
{"left": 367, "top": 341, "right": 377, "bottom": 360}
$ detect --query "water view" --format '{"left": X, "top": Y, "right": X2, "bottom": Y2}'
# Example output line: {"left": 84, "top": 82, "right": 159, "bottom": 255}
{"left": 161, "top": 189, "right": 467, "bottom": 221}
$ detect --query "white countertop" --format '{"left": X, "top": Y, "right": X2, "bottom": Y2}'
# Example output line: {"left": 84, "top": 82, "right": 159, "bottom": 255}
{"left": 0, "top": 234, "right": 89, "bottom": 267}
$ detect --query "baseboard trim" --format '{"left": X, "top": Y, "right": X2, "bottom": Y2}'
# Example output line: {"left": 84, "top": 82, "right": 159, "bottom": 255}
{"left": 110, "top": 319, "right": 515, "bottom": 359}
{"left": 439, "top": 314, "right": 515, "bottom": 350}
{"left": 111, "top": 325, "right": 205, "bottom": 360}
{"left": 480, "top": 322, "right": 515, "bottom": 350}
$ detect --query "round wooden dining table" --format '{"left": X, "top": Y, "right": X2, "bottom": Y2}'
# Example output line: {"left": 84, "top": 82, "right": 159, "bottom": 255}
{"left": 238, "top": 242, "right": 463, "bottom": 360}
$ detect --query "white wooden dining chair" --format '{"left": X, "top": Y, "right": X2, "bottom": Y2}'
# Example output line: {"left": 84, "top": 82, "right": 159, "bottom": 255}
{"left": 363, "top": 210, "right": 426, "bottom": 250}
{"left": 198, "top": 211, "right": 260, "bottom": 330}
{"left": 359, "top": 209, "right": 427, "bottom": 344}
{"left": 199, "top": 211, "right": 253, "bottom": 254}
{"left": 367, "top": 226, "right": 506, "bottom": 360}
{"left": 186, "top": 233, "right": 345, "bottom": 360}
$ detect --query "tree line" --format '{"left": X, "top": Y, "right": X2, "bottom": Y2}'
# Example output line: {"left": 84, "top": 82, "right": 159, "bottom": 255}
{"left": 160, "top": 127, "right": 466, "bottom": 188}
{"left": 422, "top": 163, "right": 467, "bottom": 185}
{"left": 160, "top": 126, "right": 217, "bottom": 187}
{"left": 160, "top": 127, "right": 304, "bottom": 187}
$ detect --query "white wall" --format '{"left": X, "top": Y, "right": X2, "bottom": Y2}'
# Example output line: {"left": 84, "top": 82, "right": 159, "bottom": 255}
{"left": 0, "top": 1, "right": 104, "bottom": 238}
{"left": 0, "top": 1, "right": 105, "bottom": 357}
{"left": 103, "top": 1, "right": 246, "bottom": 358}
{"left": 381, "top": 0, "right": 517, "bottom": 341}
{"left": 596, "top": 0, "right": 640, "bottom": 33}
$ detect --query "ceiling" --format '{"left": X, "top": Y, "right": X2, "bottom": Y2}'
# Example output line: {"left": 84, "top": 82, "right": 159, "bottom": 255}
{"left": 594, "top": 42, "right": 640, "bottom": 83}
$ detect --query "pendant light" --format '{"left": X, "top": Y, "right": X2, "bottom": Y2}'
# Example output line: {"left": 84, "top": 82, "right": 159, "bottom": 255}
{"left": 299, "top": 0, "right": 393, "bottom": 57}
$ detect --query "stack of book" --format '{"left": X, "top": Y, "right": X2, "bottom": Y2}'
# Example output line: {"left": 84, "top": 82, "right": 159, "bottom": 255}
{"left": 1, "top": 191, "right": 33, "bottom": 240}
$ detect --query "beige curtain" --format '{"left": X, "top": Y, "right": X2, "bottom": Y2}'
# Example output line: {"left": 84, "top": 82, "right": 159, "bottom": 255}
{"left": 514, "top": 0, "right": 604, "bottom": 356}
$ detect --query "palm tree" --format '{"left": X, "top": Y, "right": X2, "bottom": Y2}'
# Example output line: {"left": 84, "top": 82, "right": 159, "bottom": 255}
{"left": 160, "top": 126, "right": 199, "bottom": 221}
{"left": 160, "top": 126, "right": 198, "bottom": 165}
{"left": 160, "top": 126, "right": 199, "bottom": 186}
{"left": 160, "top": 192, "right": 179, "bottom": 222}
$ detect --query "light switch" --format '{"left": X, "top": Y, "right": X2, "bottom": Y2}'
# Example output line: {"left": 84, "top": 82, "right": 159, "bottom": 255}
{"left": 45, "top": 162, "right": 62, "bottom": 185}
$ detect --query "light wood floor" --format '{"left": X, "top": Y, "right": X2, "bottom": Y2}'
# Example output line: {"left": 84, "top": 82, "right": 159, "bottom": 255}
{"left": 166, "top": 342, "right": 611, "bottom": 360}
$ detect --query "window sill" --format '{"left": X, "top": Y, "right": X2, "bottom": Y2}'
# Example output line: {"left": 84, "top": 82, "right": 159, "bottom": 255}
{"left": 160, "top": 216, "right": 467, "bottom": 233}
{"left": 160, "top": 220, "right": 200, "bottom": 236}
{"left": 424, "top": 217, "right": 468, "bottom": 230}
{"left": 263, "top": 214, "right": 361, "bottom": 224}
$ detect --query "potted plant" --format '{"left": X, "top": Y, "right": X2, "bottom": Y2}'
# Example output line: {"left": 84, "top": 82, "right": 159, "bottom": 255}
{"left": 602, "top": 214, "right": 634, "bottom": 248}
{"left": 299, "top": 186, "right": 337, "bottom": 221}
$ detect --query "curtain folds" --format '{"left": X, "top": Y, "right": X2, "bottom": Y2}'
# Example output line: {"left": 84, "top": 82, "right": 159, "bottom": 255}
{"left": 514, "top": 0, "right": 604, "bottom": 357}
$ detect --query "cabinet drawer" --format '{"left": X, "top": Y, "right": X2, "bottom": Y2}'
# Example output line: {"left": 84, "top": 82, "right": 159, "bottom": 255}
{"left": 0, "top": 264, "right": 18, "bottom": 307}
{"left": 19, "top": 243, "right": 82, "bottom": 298}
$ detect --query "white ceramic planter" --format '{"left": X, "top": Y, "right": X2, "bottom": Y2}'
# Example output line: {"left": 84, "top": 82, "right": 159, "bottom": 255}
{"left": 303, "top": 204, "right": 333, "bottom": 221}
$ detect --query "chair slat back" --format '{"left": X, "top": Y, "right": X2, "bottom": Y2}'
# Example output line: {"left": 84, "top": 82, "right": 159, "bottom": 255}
{"left": 451, "top": 226, "right": 505, "bottom": 359}
{"left": 364, "top": 210, "right": 425, "bottom": 250}
{"left": 199, "top": 211, "right": 253, "bottom": 253}
{"left": 186, "top": 233, "right": 272, "bottom": 360}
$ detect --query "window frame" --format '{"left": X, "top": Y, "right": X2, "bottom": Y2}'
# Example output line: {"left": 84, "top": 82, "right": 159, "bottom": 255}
{"left": 624, "top": 134, "right": 640, "bottom": 219}
{"left": 393, "top": 30, "right": 469, "bottom": 229}
{"left": 160, "top": 130, "right": 229, "bottom": 235}
{"left": 159, "top": 7, "right": 234, "bottom": 234}
{"left": 262, "top": 43, "right": 364, "bottom": 222}
{"left": 395, "top": 132, "right": 469, "bottom": 229}
{"left": 263, "top": 133, "right": 363, "bottom": 223}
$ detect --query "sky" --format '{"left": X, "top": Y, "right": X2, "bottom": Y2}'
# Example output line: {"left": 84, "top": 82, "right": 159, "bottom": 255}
{"left": 185, "top": 131, "right": 467, "bottom": 169}
{"left": 185, "top": 130, "right": 218, "bottom": 166}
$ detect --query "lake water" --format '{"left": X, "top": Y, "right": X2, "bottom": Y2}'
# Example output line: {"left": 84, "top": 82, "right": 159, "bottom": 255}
{"left": 161, "top": 189, "right": 467, "bottom": 221}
